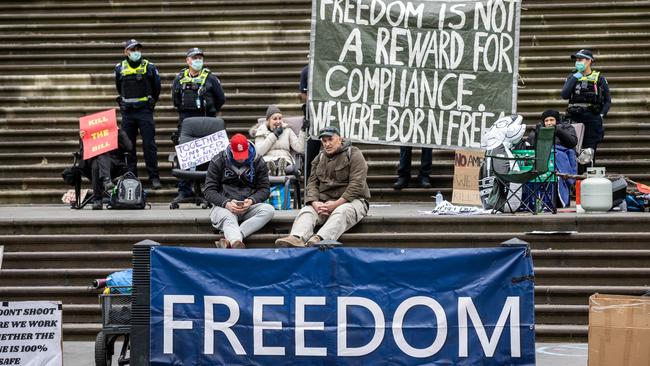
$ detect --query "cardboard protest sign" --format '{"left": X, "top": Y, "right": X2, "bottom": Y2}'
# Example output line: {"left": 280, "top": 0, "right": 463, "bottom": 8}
{"left": 0, "top": 301, "right": 63, "bottom": 366}
{"left": 452, "top": 149, "right": 485, "bottom": 206}
{"left": 79, "top": 109, "right": 118, "bottom": 160}
{"left": 174, "top": 130, "right": 229, "bottom": 170}
{"left": 309, "top": 0, "right": 521, "bottom": 149}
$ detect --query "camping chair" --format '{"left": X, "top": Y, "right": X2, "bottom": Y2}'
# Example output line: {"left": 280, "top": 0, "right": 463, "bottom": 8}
{"left": 488, "top": 126, "right": 557, "bottom": 214}
{"left": 254, "top": 116, "right": 305, "bottom": 209}
{"left": 572, "top": 122, "right": 585, "bottom": 153}
{"left": 169, "top": 117, "right": 225, "bottom": 209}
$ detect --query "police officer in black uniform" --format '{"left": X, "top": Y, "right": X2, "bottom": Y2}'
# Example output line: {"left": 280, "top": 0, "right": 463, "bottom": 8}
{"left": 561, "top": 49, "right": 611, "bottom": 171}
{"left": 115, "top": 39, "right": 162, "bottom": 189}
{"left": 171, "top": 47, "right": 226, "bottom": 200}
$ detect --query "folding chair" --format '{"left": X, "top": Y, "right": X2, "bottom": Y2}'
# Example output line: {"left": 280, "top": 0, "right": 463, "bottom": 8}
{"left": 488, "top": 126, "right": 557, "bottom": 214}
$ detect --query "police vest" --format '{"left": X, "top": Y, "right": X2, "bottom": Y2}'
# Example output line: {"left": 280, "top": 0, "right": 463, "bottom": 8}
{"left": 179, "top": 68, "right": 211, "bottom": 111}
{"left": 569, "top": 70, "right": 602, "bottom": 106}
{"left": 119, "top": 59, "right": 152, "bottom": 102}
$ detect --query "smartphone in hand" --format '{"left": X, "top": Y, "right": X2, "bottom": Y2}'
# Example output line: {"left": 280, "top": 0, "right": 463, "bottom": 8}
{"left": 234, "top": 200, "right": 245, "bottom": 207}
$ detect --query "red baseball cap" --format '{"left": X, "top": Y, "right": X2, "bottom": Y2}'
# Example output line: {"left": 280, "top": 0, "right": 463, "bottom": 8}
{"left": 229, "top": 134, "right": 249, "bottom": 161}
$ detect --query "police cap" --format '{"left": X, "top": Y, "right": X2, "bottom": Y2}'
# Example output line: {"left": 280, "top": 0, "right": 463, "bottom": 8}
{"left": 124, "top": 39, "right": 142, "bottom": 50}
{"left": 186, "top": 47, "right": 204, "bottom": 57}
{"left": 571, "top": 49, "right": 594, "bottom": 62}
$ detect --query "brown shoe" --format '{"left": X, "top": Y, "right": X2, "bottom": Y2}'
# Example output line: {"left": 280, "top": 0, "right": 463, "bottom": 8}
{"left": 305, "top": 235, "right": 322, "bottom": 246}
{"left": 231, "top": 240, "right": 246, "bottom": 249}
{"left": 275, "top": 235, "right": 306, "bottom": 248}
{"left": 215, "top": 238, "right": 230, "bottom": 248}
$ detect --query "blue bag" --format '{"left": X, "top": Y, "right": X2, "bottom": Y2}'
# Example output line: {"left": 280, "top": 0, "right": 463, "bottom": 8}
{"left": 266, "top": 184, "right": 291, "bottom": 210}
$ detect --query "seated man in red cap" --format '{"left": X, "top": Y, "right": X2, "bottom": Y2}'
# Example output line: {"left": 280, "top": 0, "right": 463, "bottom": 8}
{"left": 203, "top": 133, "right": 274, "bottom": 248}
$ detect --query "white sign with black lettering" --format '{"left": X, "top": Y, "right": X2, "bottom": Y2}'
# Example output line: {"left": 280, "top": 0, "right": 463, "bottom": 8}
{"left": 174, "top": 130, "right": 229, "bottom": 170}
{"left": 0, "top": 301, "right": 62, "bottom": 366}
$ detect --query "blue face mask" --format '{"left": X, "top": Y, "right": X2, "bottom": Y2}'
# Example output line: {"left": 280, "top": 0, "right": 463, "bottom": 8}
{"left": 191, "top": 59, "right": 203, "bottom": 71}
{"left": 575, "top": 61, "right": 586, "bottom": 72}
{"left": 128, "top": 51, "right": 141, "bottom": 62}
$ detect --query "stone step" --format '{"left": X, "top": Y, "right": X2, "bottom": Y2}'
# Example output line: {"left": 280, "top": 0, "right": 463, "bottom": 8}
{"left": 5, "top": 266, "right": 648, "bottom": 287}
{"left": 0, "top": 283, "right": 641, "bottom": 309}
{"left": 534, "top": 285, "right": 648, "bottom": 305}
{"left": 2, "top": 207, "right": 650, "bottom": 235}
{"left": 0, "top": 8, "right": 312, "bottom": 25}
{"left": 4, "top": 144, "right": 650, "bottom": 168}
{"left": 6, "top": 248, "right": 650, "bottom": 269}
{"left": 2, "top": 155, "right": 650, "bottom": 178}
{"left": 2, "top": 111, "right": 649, "bottom": 132}
{"left": 3, "top": 231, "right": 650, "bottom": 253}
{"left": 0, "top": 101, "right": 646, "bottom": 121}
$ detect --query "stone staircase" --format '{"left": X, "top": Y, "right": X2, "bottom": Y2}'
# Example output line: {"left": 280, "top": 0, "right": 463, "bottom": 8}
{"left": 1, "top": 207, "right": 650, "bottom": 341}
{"left": 0, "top": 0, "right": 648, "bottom": 203}
{"left": 0, "top": 0, "right": 649, "bottom": 343}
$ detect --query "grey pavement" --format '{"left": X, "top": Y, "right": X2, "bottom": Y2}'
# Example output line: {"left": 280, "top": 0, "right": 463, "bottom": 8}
{"left": 63, "top": 342, "right": 587, "bottom": 365}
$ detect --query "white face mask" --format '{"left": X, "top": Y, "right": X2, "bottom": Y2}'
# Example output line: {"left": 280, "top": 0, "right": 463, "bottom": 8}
{"left": 191, "top": 59, "right": 203, "bottom": 71}
{"left": 128, "top": 51, "right": 141, "bottom": 62}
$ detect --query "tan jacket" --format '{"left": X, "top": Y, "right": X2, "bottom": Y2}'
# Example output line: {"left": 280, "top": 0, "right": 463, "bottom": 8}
{"left": 306, "top": 140, "right": 371, "bottom": 204}
{"left": 254, "top": 123, "right": 305, "bottom": 164}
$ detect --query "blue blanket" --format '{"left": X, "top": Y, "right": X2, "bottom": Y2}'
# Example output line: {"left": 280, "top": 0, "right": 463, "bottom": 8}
{"left": 555, "top": 145, "right": 577, "bottom": 207}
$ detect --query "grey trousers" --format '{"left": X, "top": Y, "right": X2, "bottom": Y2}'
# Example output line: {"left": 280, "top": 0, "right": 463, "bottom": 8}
{"left": 210, "top": 203, "right": 275, "bottom": 242}
{"left": 290, "top": 199, "right": 369, "bottom": 241}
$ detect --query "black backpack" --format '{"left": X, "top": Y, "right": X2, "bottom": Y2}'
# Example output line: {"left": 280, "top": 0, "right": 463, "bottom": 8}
{"left": 107, "top": 172, "right": 149, "bottom": 209}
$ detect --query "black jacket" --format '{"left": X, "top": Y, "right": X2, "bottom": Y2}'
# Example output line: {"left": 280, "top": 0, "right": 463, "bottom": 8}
{"left": 172, "top": 68, "right": 226, "bottom": 115}
{"left": 203, "top": 143, "right": 270, "bottom": 207}
{"left": 114, "top": 58, "right": 161, "bottom": 105}
{"left": 560, "top": 71, "right": 611, "bottom": 117}
{"left": 526, "top": 121, "right": 578, "bottom": 149}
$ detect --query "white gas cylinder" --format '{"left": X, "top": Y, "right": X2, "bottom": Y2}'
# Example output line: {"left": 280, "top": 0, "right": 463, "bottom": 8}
{"left": 581, "top": 167, "right": 612, "bottom": 213}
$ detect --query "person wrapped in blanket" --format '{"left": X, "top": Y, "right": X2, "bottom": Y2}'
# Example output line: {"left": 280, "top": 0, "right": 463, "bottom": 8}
{"left": 254, "top": 105, "right": 306, "bottom": 176}
{"left": 524, "top": 110, "right": 578, "bottom": 207}
{"left": 79, "top": 129, "right": 133, "bottom": 210}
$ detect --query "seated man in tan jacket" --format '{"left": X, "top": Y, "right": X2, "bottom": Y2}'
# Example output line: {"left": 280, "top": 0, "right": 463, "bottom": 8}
{"left": 275, "top": 126, "right": 371, "bottom": 247}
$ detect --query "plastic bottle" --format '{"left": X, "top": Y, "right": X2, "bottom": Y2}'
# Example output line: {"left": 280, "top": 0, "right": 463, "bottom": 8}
{"left": 435, "top": 191, "right": 443, "bottom": 207}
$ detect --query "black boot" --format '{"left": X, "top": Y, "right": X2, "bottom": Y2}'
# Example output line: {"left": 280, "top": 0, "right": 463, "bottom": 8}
{"left": 393, "top": 176, "right": 409, "bottom": 190}
{"left": 417, "top": 176, "right": 432, "bottom": 189}
{"left": 91, "top": 199, "right": 103, "bottom": 210}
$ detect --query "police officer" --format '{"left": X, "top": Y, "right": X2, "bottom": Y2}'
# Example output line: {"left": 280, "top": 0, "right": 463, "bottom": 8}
{"left": 561, "top": 49, "right": 611, "bottom": 171}
{"left": 171, "top": 47, "right": 226, "bottom": 200}
{"left": 115, "top": 39, "right": 162, "bottom": 189}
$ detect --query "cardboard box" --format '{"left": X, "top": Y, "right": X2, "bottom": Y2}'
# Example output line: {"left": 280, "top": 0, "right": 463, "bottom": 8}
{"left": 588, "top": 293, "right": 650, "bottom": 366}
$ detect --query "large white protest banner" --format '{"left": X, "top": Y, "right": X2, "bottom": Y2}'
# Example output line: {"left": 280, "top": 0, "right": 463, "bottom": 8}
{"left": 309, "top": 0, "right": 521, "bottom": 149}
{"left": 0, "top": 301, "right": 62, "bottom": 366}
{"left": 174, "top": 130, "right": 229, "bottom": 170}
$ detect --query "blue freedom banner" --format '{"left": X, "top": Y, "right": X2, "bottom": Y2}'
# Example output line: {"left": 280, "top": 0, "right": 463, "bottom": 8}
{"left": 150, "top": 246, "right": 535, "bottom": 365}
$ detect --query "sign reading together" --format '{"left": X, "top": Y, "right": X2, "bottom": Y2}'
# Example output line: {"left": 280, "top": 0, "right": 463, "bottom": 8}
{"left": 309, "top": 0, "right": 521, "bottom": 149}
{"left": 174, "top": 130, "right": 229, "bottom": 170}
{"left": 79, "top": 109, "right": 118, "bottom": 160}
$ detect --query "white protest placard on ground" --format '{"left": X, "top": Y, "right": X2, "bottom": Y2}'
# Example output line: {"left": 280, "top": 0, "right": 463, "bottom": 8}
{"left": 174, "top": 130, "right": 229, "bottom": 170}
{"left": 0, "top": 301, "right": 62, "bottom": 366}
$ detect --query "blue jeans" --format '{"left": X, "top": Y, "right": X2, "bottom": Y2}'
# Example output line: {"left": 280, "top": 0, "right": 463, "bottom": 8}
{"left": 397, "top": 147, "right": 433, "bottom": 178}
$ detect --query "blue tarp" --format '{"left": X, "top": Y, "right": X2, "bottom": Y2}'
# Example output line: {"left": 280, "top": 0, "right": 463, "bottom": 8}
{"left": 150, "top": 246, "right": 535, "bottom": 365}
